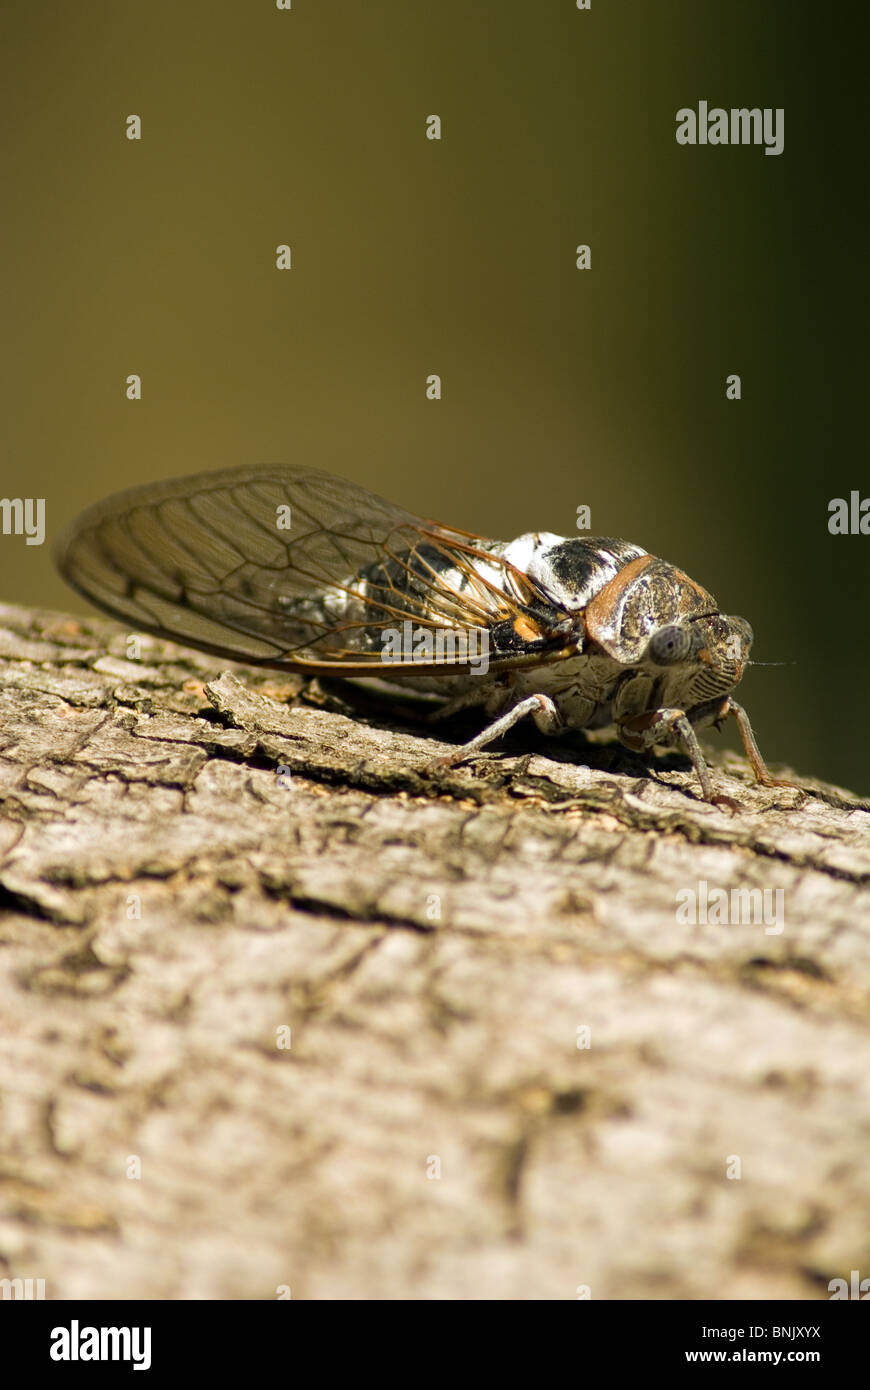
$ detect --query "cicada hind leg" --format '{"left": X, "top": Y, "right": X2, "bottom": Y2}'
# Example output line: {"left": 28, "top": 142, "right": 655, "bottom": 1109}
{"left": 425, "top": 694, "right": 563, "bottom": 771}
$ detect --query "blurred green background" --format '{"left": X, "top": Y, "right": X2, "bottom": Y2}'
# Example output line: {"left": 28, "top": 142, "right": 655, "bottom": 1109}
{"left": 1, "top": 1, "right": 865, "bottom": 790}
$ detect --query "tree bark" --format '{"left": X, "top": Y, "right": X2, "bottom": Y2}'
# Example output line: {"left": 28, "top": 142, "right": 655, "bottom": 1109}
{"left": 1, "top": 600, "right": 868, "bottom": 1300}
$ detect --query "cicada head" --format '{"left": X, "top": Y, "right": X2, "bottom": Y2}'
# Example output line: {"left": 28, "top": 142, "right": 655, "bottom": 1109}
{"left": 582, "top": 553, "right": 753, "bottom": 707}
{"left": 648, "top": 610, "right": 754, "bottom": 709}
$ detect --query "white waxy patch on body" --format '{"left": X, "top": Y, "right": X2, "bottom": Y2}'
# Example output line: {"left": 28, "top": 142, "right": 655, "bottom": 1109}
{"left": 498, "top": 533, "right": 647, "bottom": 611}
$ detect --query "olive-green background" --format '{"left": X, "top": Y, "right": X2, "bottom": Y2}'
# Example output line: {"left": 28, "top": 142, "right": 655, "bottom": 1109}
{"left": 2, "top": 2, "right": 865, "bottom": 790}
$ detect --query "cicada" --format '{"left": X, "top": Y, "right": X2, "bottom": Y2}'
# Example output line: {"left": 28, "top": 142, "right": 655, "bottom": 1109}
{"left": 55, "top": 465, "right": 790, "bottom": 807}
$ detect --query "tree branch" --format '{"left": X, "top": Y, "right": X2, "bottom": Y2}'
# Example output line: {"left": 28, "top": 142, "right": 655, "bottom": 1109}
{"left": 1, "top": 601, "right": 868, "bottom": 1299}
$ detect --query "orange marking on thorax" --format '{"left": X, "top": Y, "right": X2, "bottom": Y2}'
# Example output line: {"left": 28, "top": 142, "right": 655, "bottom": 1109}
{"left": 583, "top": 555, "right": 654, "bottom": 644}
{"left": 513, "top": 614, "right": 543, "bottom": 642}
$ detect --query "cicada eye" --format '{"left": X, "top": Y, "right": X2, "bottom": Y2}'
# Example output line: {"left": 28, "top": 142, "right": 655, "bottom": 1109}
{"left": 648, "top": 624, "right": 692, "bottom": 665}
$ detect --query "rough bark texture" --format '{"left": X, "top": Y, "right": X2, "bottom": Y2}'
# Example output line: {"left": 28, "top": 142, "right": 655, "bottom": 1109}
{"left": 0, "top": 600, "right": 868, "bottom": 1301}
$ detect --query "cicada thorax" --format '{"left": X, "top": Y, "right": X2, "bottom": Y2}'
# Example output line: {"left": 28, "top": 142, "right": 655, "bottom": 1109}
{"left": 582, "top": 555, "right": 718, "bottom": 663}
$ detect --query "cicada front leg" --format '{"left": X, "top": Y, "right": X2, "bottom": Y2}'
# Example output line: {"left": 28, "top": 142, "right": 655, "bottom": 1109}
{"left": 618, "top": 707, "right": 741, "bottom": 811}
{"left": 720, "top": 698, "right": 803, "bottom": 794}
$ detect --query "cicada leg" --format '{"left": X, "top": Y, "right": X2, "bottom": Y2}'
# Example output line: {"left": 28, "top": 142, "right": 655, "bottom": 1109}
{"left": 722, "top": 698, "right": 802, "bottom": 792}
{"left": 619, "top": 707, "right": 741, "bottom": 811}
{"left": 425, "top": 693, "right": 562, "bottom": 771}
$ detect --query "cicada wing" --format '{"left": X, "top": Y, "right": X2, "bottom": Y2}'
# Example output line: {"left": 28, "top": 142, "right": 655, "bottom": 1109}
{"left": 55, "top": 465, "right": 567, "bottom": 673}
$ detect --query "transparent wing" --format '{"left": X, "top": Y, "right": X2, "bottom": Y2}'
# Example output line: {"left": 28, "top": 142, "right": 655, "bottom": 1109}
{"left": 55, "top": 465, "right": 576, "bottom": 674}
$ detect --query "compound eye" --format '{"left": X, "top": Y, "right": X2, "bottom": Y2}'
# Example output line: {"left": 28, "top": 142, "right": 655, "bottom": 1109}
{"left": 648, "top": 624, "right": 692, "bottom": 665}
